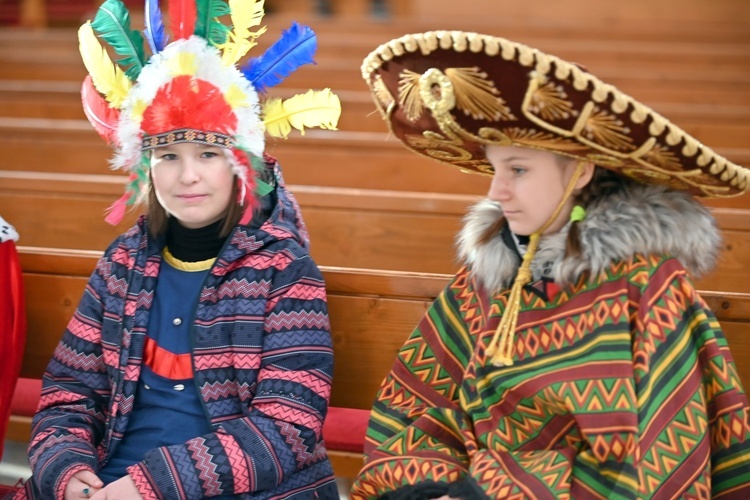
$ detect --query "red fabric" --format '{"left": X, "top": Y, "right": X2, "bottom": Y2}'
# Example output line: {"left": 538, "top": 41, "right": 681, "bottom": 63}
{"left": 143, "top": 337, "right": 194, "bottom": 380}
{"left": 322, "top": 406, "right": 370, "bottom": 453}
{"left": 0, "top": 240, "right": 26, "bottom": 461}
{"left": 11, "top": 378, "right": 42, "bottom": 417}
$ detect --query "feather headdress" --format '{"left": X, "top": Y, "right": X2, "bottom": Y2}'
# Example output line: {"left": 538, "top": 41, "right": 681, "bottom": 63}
{"left": 79, "top": 0, "right": 341, "bottom": 225}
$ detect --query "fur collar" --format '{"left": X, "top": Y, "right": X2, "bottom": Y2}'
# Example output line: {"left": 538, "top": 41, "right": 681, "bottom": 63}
{"left": 457, "top": 183, "right": 721, "bottom": 293}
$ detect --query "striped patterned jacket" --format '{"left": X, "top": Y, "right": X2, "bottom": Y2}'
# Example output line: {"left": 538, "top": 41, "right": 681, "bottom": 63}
{"left": 23, "top": 165, "right": 338, "bottom": 499}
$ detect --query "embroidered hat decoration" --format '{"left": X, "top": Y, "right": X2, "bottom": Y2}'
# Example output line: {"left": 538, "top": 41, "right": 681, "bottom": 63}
{"left": 80, "top": 0, "right": 341, "bottom": 225}
{"left": 360, "top": 31, "right": 748, "bottom": 198}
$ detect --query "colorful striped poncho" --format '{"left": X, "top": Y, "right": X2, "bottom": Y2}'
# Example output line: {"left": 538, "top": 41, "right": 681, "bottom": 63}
{"left": 352, "top": 185, "right": 750, "bottom": 499}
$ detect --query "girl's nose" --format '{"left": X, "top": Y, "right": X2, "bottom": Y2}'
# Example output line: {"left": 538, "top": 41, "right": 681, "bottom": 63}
{"left": 179, "top": 160, "right": 200, "bottom": 184}
{"left": 488, "top": 172, "right": 511, "bottom": 201}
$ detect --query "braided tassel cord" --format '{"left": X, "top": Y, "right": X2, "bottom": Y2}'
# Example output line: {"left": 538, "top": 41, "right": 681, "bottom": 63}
{"left": 484, "top": 161, "right": 586, "bottom": 367}
{"left": 485, "top": 233, "right": 539, "bottom": 366}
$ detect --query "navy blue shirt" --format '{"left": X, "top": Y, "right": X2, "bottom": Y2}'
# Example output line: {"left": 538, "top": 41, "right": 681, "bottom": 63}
{"left": 100, "top": 251, "right": 236, "bottom": 498}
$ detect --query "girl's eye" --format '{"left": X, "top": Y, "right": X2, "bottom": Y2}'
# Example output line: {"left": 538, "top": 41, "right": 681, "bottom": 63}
{"left": 160, "top": 153, "right": 177, "bottom": 160}
{"left": 201, "top": 151, "right": 218, "bottom": 158}
{"left": 511, "top": 166, "right": 527, "bottom": 175}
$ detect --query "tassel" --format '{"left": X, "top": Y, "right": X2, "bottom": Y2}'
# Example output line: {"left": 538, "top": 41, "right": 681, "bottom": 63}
{"left": 242, "top": 22, "right": 316, "bottom": 92}
{"left": 91, "top": 0, "right": 146, "bottom": 80}
{"left": 263, "top": 89, "right": 340, "bottom": 138}
{"left": 144, "top": 0, "right": 168, "bottom": 54}
{"left": 485, "top": 234, "right": 539, "bottom": 366}
{"left": 81, "top": 75, "right": 120, "bottom": 144}
{"left": 169, "top": 0, "right": 197, "bottom": 40}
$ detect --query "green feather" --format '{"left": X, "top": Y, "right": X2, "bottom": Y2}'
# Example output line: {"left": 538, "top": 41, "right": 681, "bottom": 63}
{"left": 91, "top": 0, "right": 146, "bottom": 81}
{"left": 195, "top": 0, "right": 232, "bottom": 46}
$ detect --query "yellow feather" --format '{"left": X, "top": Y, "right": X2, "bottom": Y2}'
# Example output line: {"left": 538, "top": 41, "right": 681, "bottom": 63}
{"left": 166, "top": 52, "right": 198, "bottom": 77}
{"left": 219, "top": 0, "right": 266, "bottom": 65}
{"left": 224, "top": 84, "right": 249, "bottom": 109}
{"left": 78, "top": 22, "right": 132, "bottom": 108}
{"left": 230, "top": 0, "right": 265, "bottom": 39}
{"left": 131, "top": 98, "right": 147, "bottom": 120}
{"left": 263, "top": 89, "right": 341, "bottom": 138}
{"left": 220, "top": 28, "right": 266, "bottom": 66}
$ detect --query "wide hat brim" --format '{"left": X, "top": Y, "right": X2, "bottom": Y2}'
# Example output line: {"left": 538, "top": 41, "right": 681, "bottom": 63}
{"left": 361, "top": 31, "right": 748, "bottom": 198}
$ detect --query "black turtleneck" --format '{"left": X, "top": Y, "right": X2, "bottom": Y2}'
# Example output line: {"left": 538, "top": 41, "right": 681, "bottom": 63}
{"left": 165, "top": 217, "right": 227, "bottom": 262}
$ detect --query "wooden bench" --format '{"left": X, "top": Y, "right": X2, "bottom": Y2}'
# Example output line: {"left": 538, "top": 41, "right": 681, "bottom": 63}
{"left": 2, "top": 169, "right": 750, "bottom": 288}
{"left": 5, "top": 245, "right": 750, "bottom": 483}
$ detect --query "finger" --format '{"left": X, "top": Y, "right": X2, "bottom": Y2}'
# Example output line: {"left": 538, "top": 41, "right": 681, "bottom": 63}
{"left": 76, "top": 471, "right": 104, "bottom": 489}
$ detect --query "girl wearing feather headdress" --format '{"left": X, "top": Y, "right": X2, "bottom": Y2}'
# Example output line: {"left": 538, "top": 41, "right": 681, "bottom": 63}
{"left": 352, "top": 31, "right": 750, "bottom": 499}
{"left": 16, "top": 1, "right": 342, "bottom": 499}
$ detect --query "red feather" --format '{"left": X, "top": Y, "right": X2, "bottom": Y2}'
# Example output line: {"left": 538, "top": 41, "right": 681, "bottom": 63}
{"left": 81, "top": 76, "right": 120, "bottom": 145}
{"left": 141, "top": 76, "right": 236, "bottom": 135}
{"left": 233, "top": 150, "right": 259, "bottom": 225}
{"left": 169, "top": 0, "right": 196, "bottom": 40}
{"left": 104, "top": 190, "right": 131, "bottom": 226}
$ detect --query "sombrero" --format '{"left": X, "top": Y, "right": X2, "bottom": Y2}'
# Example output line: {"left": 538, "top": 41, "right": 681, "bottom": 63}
{"left": 361, "top": 31, "right": 748, "bottom": 198}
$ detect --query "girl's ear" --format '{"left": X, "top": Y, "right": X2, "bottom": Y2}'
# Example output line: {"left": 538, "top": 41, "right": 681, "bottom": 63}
{"left": 574, "top": 161, "right": 596, "bottom": 191}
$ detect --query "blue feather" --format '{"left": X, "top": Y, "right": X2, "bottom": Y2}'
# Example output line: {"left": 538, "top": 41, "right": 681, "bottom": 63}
{"left": 242, "top": 22, "right": 317, "bottom": 92}
{"left": 144, "top": 0, "right": 167, "bottom": 54}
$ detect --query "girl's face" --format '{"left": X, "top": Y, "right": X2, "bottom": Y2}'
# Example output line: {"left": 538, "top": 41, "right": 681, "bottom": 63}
{"left": 485, "top": 145, "right": 593, "bottom": 236}
{"left": 150, "top": 142, "right": 235, "bottom": 229}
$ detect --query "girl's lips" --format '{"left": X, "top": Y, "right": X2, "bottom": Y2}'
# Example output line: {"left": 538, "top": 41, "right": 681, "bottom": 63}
{"left": 177, "top": 194, "right": 207, "bottom": 203}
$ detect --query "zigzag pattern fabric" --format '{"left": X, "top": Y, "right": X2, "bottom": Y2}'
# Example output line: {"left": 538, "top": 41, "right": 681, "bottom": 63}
{"left": 23, "top": 164, "right": 338, "bottom": 499}
{"left": 352, "top": 255, "right": 750, "bottom": 499}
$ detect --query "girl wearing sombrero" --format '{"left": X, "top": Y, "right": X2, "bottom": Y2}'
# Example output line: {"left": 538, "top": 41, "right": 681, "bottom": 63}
{"left": 353, "top": 31, "right": 750, "bottom": 499}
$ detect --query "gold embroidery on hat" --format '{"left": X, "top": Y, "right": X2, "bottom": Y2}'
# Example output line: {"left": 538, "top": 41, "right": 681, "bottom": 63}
{"left": 372, "top": 75, "right": 394, "bottom": 110}
{"left": 419, "top": 68, "right": 456, "bottom": 116}
{"left": 584, "top": 106, "right": 633, "bottom": 151}
{"left": 641, "top": 144, "right": 682, "bottom": 172}
{"left": 398, "top": 69, "right": 425, "bottom": 122}
{"left": 444, "top": 67, "right": 515, "bottom": 121}
{"left": 586, "top": 153, "right": 624, "bottom": 168}
{"left": 530, "top": 81, "right": 577, "bottom": 121}
{"left": 405, "top": 131, "right": 473, "bottom": 163}
{"left": 481, "top": 127, "right": 587, "bottom": 154}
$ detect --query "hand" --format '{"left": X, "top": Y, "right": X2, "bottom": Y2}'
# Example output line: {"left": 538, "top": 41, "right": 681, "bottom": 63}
{"left": 64, "top": 470, "right": 103, "bottom": 500}
{"left": 89, "top": 475, "right": 143, "bottom": 500}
